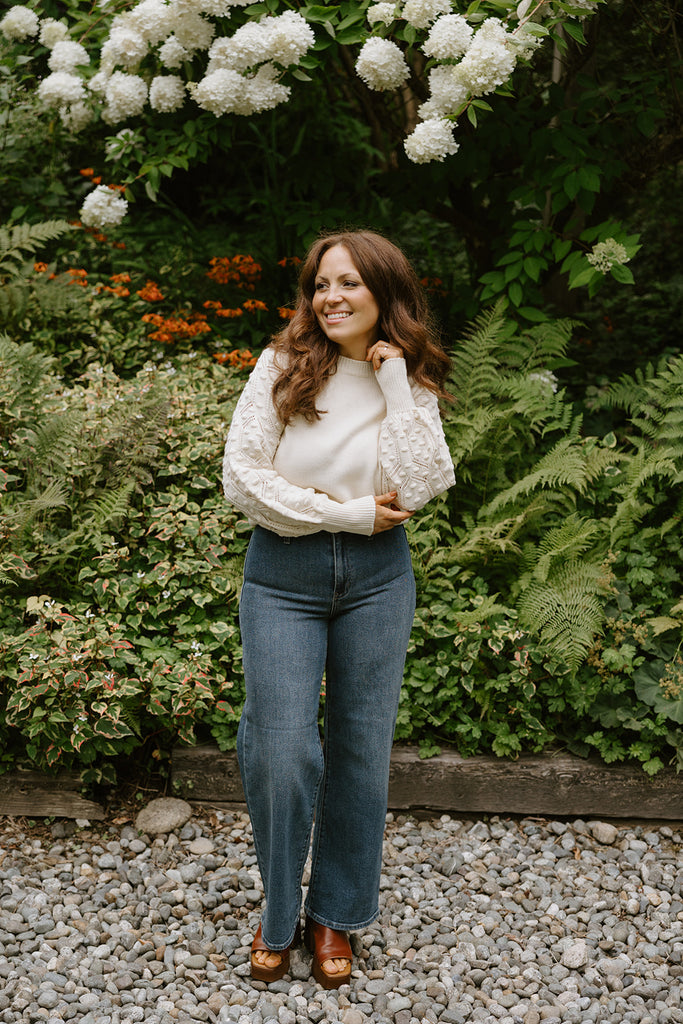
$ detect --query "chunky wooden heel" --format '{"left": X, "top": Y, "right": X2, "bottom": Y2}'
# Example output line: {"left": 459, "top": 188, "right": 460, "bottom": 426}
{"left": 304, "top": 917, "right": 352, "bottom": 989}
{"left": 250, "top": 922, "right": 301, "bottom": 983}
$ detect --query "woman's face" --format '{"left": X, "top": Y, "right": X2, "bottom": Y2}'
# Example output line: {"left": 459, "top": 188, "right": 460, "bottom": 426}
{"left": 311, "top": 245, "right": 380, "bottom": 361}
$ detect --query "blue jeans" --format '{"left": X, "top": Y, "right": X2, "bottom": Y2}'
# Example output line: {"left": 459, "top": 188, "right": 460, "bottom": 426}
{"left": 237, "top": 525, "right": 416, "bottom": 950}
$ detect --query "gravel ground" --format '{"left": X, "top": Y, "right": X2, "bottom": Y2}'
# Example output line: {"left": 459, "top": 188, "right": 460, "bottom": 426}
{"left": 0, "top": 809, "right": 681, "bottom": 1024}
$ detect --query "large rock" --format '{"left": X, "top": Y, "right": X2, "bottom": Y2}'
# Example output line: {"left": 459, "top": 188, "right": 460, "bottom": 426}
{"left": 135, "top": 797, "right": 193, "bottom": 835}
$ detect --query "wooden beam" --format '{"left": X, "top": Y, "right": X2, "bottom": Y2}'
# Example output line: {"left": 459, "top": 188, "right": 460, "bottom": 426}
{"left": 171, "top": 744, "right": 683, "bottom": 820}
{"left": 0, "top": 769, "right": 105, "bottom": 820}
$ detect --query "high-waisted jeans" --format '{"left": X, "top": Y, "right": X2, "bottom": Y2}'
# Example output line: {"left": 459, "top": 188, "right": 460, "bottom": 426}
{"left": 237, "top": 525, "right": 416, "bottom": 950}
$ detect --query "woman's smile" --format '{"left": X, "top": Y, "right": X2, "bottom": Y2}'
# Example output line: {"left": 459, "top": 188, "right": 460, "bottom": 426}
{"left": 312, "top": 245, "right": 380, "bottom": 360}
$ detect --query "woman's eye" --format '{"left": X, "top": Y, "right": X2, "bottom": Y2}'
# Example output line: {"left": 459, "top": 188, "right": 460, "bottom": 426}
{"left": 344, "top": 281, "right": 358, "bottom": 288}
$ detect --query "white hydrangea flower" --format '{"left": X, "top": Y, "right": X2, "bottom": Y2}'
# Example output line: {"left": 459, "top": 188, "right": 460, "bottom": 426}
{"left": 419, "top": 64, "right": 469, "bottom": 118}
{"left": 37, "top": 71, "right": 87, "bottom": 107}
{"left": 356, "top": 37, "right": 410, "bottom": 91}
{"left": 149, "top": 74, "right": 186, "bottom": 112}
{"left": 103, "top": 71, "right": 148, "bottom": 123}
{"left": 452, "top": 18, "right": 516, "bottom": 97}
{"left": 101, "top": 25, "right": 148, "bottom": 72}
{"left": 172, "top": 11, "right": 215, "bottom": 53}
{"left": 38, "top": 18, "right": 69, "bottom": 48}
{"left": 88, "top": 70, "right": 111, "bottom": 94}
{"left": 48, "top": 40, "right": 90, "bottom": 73}
{"left": 401, "top": 0, "right": 451, "bottom": 30}
{"left": 59, "top": 101, "right": 93, "bottom": 132}
{"left": 210, "top": 21, "right": 268, "bottom": 72}
{"left": 243, "top": 62, "right": 290, "bottom": 114}
{"left": 404, "top": 118, "right": 458, "bottom": 163}
{"left": 0, "top": 5, "right": 40, "bottom": 42}
{"left": 173, "top": 0, "right": 251, "bottom": 13}
{"left": 367, "top": 3, "right": 398, "bottom": 25}
{"left": 190, "top": 67, "right": 247, "bottom": 115}
{"left": 266, "top": 11, "right": 315, "bottom": 67}
{"left": 586, "top": 238, "right": 630, "bottom": 273}
{"left": 158, "top": 35, "right": 189, "bottom": 69}
{"left": 81, "top": 185, "right": 128, "bottom": 229}
{"left": 127, "top": 0, "right": 171, "bottom": 45}
{"left": 423, "top": 14, "right": 474, "bottom": 60}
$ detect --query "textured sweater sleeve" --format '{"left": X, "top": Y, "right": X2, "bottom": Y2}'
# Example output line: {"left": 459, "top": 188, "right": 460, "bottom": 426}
{"left": 375, "top": 358, "right": 455, "bottom": 511}
{"left": 222, "top": 349, "right": 377, "bottom": 537}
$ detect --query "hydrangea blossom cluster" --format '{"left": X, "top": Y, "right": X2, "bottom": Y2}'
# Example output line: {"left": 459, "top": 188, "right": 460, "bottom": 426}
{"left": 402, "top": 0, "right": 452, "bottom": 30}
{"left": 356, "top": 38, "right": 410, "bottom": 91}
{"left": 586, "top": 238, "right": 630, "bottom": 274}
{"left": 404, "top": 118, "right": 458, "bottom": 163}
{"left": 367, "top": 4, "right": 399, "bottom": 26}
{"left": 80, "top": 185, "right": 128, "bottom": 229}
{"left": 0, "top": 5, "right": 39, "bottom": 42}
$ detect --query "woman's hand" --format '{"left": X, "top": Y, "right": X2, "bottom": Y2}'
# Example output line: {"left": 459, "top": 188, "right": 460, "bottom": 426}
{"left": 372, "top": 491, "right": 413, "bottom": 534}
{"left": 366, "top": 339, "right": 403, "bottom": 372}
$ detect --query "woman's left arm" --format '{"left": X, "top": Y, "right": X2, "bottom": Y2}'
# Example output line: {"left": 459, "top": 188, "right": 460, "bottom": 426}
{"left": 374, "top": 356, "right": 455, "bottom": 512}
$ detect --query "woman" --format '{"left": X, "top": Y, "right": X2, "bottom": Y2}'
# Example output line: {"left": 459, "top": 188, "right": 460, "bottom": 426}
{"left": 222, "top": 229, "right": 454, "bottom": 988}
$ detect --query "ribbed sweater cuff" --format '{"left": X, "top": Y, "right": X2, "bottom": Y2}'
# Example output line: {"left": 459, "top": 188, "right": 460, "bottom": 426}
{"left": 376, "top": 358, "right": 415, "bottom": 413}
{"left": 323, "top": 495, "right": 376, "bottom": 536}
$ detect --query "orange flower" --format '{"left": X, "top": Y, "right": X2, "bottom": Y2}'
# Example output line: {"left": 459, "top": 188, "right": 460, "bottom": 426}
{"left": 277, "top": 306, "right": 296, "bottom": 320}
{"left": 203, "top": 299, "right": 223, "bottom": 309}
{"left": 243, "top": 299, "right": 268, "bottom": 312}
{"left": 110, "top": 272, "right": 131, "bottom": 284}
{"left": 33, "top": 262, "right": 48, "bottom": 273}
{"left": 79, "top": 168, "right": 95, "bottom": 177}
{"left": 215, "top": 307, "right": 243, "bottom": 318}
{"left": 214, "top": 349, "right": 257, "bottom": 369}
{"left": 136, "top": 281, "right": 165, "bottom": 302}
{"left": 277, "top": 256, "right": 302, "bottom": 267}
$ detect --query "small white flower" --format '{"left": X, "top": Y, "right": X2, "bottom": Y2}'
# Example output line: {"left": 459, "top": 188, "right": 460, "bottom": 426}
{"left": 38, "top": 18, "right": 69, "bottom": 48}
{"left": 356, "top": 37, "right": 410, "bottom": 91}
{"left": 149, "top": 75, "right": 185, "bottom": 112}
{"left": 0, "top": 5, "right": 40, "bottom": 42}
{"left": 454, "top": 18, "right": 516, "bottom": 97}
{"left": 103, "top": 71, "right": 148, "bottom": 123}
{"left": 266, "top": 11, "right": 315, "bottom": 67}
{"left": 401, "top": 0, "right": 451, "bottom": 30}
{"left": 80, "top": 185, "right": 129, "bottom": 229}
{"left": 136, "top": 571, "right": 146, "bottom": 578}
{"left": 404, "top": 118, "right": 458, "bottom": 163}
{"left": 367, "top": 3, "right": 398, "bottom": 26}
{"left": 422, "top": 14, "right": 474, "bottom": 60}
{"left": 85, "top": 609, "right": 95, "bottom": 619}
{"left": 38, "top": 71, "right": 87, "bottom": 108}
{"left": 190, "top": 68, "right": 247, "bottom": 115}
{"left": 29, "top": 652, "right": 40, "bottom": 661}
{"left": 158, "top": 35, "right": 189, "bottom": 69}
{"left": 586, "top": 238, "right": 630, "bottom": 274}
{"left": 48, "top": 40, "right": 90, "bottom": 73}
{"left": 162, "top": 590, "right": 171, "bottom": 598}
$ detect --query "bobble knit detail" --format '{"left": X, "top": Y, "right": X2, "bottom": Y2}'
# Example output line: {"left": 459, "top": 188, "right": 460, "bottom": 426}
{"left": 223, "top": 347, "right": 454, "bottom": 537}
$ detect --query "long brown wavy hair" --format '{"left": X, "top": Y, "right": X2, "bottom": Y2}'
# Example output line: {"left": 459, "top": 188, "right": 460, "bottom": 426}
{"left": 270, "top": 230, "right": 451, "bottom": 425}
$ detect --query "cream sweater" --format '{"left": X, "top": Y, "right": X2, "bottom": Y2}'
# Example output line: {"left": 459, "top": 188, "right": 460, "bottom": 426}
{"left": 222, "top": 346, "right": 455, "bottom": 537}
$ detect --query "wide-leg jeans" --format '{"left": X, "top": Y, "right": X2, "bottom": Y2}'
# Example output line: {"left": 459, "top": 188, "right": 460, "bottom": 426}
{"left": 237, "top": 525, "right": 416, "bottom": 951}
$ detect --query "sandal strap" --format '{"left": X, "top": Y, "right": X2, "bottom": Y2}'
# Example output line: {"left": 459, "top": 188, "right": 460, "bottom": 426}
{"left": 251, "top": 923, "right": 279, "bottom": 957}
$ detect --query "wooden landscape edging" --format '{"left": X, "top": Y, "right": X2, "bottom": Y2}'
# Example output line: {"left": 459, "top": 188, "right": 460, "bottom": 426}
{"left": 171, "top": 743, "right": 683, "bottom": 821}
{"left": 0, "top": 768, "right": 105, "bottom": 820}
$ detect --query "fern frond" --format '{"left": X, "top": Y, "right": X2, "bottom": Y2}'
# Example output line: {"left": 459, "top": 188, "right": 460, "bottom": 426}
{"left": 481, "top": 437, "right": 591, "bottom": 517}
{"left": 448, "top": 301, "right": 507, "bottom": 413}
{"left": 0, "top": 220, "right": 71, "bottom": 277}
{"left": 517, "top": 558, "right": 608, "bottom": 671}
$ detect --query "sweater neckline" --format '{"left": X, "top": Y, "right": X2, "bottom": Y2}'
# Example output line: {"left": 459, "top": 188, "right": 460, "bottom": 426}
{"left": 336, "top": 354, "right": 374, "bottom": 378}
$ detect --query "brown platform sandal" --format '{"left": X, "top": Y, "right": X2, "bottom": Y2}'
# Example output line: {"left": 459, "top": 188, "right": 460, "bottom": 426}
{"left": 304, "top": 917, "right": 352, "bottom": 989}
{"left": 250, "top": 922, "right": 301, "bottom": 983}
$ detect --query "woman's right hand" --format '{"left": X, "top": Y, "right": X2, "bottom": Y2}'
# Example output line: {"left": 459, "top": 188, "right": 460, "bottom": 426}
{"left": 372, "top": 491, "right": 413, "bottom": 534}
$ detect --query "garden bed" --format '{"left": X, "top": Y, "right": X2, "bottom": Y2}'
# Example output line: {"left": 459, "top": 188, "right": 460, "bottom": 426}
{"left": 171, "top": 744, "right": 683, "bottom": 821}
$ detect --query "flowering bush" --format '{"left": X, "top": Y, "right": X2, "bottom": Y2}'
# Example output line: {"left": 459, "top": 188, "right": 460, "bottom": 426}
{"left": 0, "top": 0, "right": 604, "bottom": 230}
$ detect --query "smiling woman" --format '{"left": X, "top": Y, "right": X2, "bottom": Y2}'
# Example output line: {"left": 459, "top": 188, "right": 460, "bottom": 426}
{"left": 222, "top": 228, "right": 455, "bottom": 988}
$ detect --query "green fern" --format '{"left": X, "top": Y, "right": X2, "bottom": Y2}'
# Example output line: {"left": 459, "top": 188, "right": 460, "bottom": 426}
{"left": 0, "top": 220, "right": 72, "bottom": 278}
